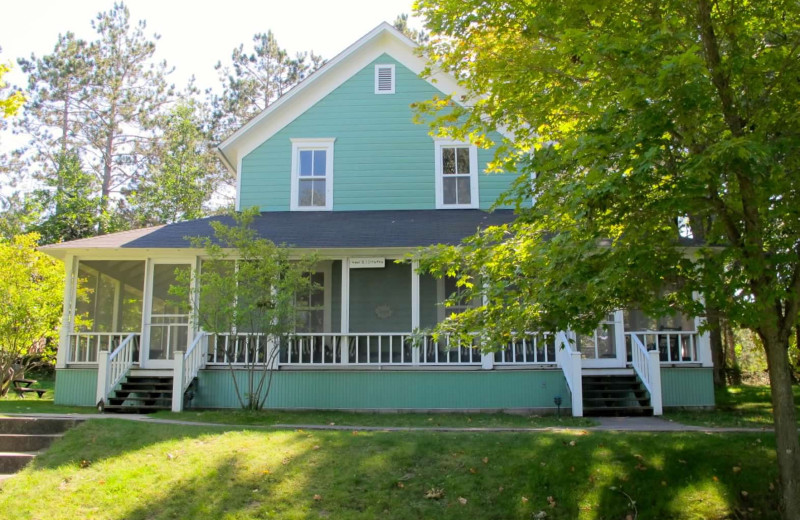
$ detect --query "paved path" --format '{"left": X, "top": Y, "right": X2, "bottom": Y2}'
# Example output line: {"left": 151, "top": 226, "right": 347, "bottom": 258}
{"left": 0, "top": 412, "right": 776, "bottom": 434}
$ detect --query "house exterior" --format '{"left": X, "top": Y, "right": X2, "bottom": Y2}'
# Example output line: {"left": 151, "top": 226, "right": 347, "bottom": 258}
{"left": 42, "top": 23, "right": 714, "bottom": 415}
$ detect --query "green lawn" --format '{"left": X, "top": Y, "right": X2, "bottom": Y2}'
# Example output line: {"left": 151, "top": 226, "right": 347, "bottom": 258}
{"left": 666, "top": 384, "right": 800, "bottom": 429}
{"left": 0, "top": 419, "right": 783, "bottom": 519}
{"left": 0, "top": 379, "right": 94, "bottom": 415}
{"left": 155, "top": 409, "right": 596, "bottom": 429}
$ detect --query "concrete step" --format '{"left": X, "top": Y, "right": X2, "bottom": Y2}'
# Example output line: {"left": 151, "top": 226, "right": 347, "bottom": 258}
{"left": 0, "top": 474, "right": 15, "bottom": 483}
{"left": 0, "top": 434, "right": 62, "bottom": 452}
{"left": 0, "top": 417, "right": 81, "bottom": 435}
{"left": 0, "top": 452, "right": 36, "bottom": 473}
{"left": 103, "top": 404, "right": 170, "bottom": 414}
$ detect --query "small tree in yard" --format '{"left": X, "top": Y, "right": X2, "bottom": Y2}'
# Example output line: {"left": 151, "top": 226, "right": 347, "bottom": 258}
{"left": 177, "top": 209, "right": 317, "bottom": 410}
{"left": 0, "top": 234, "right": 63, "bottom": 396}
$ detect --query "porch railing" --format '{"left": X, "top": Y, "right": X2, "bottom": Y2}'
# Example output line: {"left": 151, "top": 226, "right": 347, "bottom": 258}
{"left": 624, "top": 331, "right": 698, "bottom": 363}
{"left": 172, "top": 331, "right": 209, "bottom": 412}
{"left": 630, "top": 333, "right": 663, "bottom": 415}
{"left": 555, "top": 331, "right": 583, "bottom": 417}
{"left": 68, "top": 332, "right": 137, "bottom": 364}
{"left": 204, "top": 332, "right": 551, "bottom": 367}
{"left": 95, "top": 332, "right": 139, "bottom": 408}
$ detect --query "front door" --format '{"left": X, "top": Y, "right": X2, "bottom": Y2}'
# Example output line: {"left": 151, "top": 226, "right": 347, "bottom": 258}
{"left": 141, "top": 261, "right": 192, "bottom": 369}
{"left": 577, "top": 311, "right": 626, "bottom": 368}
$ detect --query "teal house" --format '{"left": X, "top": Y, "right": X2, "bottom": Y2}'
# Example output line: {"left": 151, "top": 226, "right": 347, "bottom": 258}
{"left": 43, "top": 23, "right": 714, "bottom": 415}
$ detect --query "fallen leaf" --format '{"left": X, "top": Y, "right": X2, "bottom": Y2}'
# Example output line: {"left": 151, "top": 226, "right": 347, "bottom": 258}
{"left": 769, "top": 483, "right": 776, "bottom": 491}
{"left": 547, "top": 496, "right": 557, "bottom": 508}
{"left": 626, "top": 515, "right": 634, "bottom": 520}
{"left": 467, "top": 418, "right": 472, "bottom": 422}
{"left": 469, "top": 468, "right": 477, "bottom": 474}
{"left": 313, "top": 494, "right": 322, "bottom": 501}
{"left": 741, "top": 490, "right": 749, "bottom": 499}
{"left": 282, "top": 458, "right": 290, "bottom": 465}
{"left": 521, "top": 496, "right": 529, "bottom": 503}
{"left": 482, "top": 457, "right": 489, "bottom": 464}
{"left": 679, "top": 459, "right": 687, "bottom": 464}
{"left": 352, "top": 431, "right": 359, "bottom": 435}
{"left": 296, "top": 429, "right": 305, "bottom": 433}
{"left": 661, "top": 481, "right": 667, "bottom": 486}
{"left": 533, "top": 511, "right": 548, "bottom": 520}
{"left": 262, "top": 470, "right": 270, "bottom": 475}
{"left": 425, "top": 488, "right": 445, "bottom": 500}
{"left": 329, "top": 422, "right": 335, "bottom": 426}
{"left": 570, "top": 466, "right": 575, "bottom": 473}
{"left": 458, "top": 497, "right": 467, "bottom": 505}
{"left": 712, "top": 476, "right": 719, "bottom": 482}
{"left": 312, "top": 445, "right": 320, "bottom": 451}
{"left": 733, "top": 466, "right": 741, "bottom": 473}
{"left": 98, "top": 480, "right": 105, "bottom": 485}
{"left": 396, "top": 482, "right": 405, "bottom": 489}
{"left": 569, "top": 440, "right": 576, "bottom": 446}
{"left": 633, "top": 454, "right": 643, "bottom": 460}
{"left": 399, "top": 472, "right": 415, "bottom": 481}
{"left": 498, "top": 486, "right": 504, "bottom": 492}
{"left": 540, "top": 462, "right": 546, "bottom": 467}
{"left": 79, "top": 460, "right": 91, "bottom": 468}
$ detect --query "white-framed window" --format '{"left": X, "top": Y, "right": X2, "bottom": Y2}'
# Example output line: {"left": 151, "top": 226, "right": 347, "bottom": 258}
{"left": 437, "top": 275, "right": 473, "bottom": 322}
{"left": 374, "top": 64, "right": 395, "bottom": 94}
{"left": 296, "top": 271, "right": 326, "bottom": 333}
{"left": 434, "top": 140, "right": 479, "bottom": 209}
{"left": 290, "top": 138, "right": 335, "bottom": 211}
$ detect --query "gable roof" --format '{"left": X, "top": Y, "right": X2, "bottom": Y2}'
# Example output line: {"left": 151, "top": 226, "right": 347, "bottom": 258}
{"left": 216, "top": 22, "right": 469, "bottom": 180}
{"left": 40, "top": 210, "right": 517, "bottom": 258}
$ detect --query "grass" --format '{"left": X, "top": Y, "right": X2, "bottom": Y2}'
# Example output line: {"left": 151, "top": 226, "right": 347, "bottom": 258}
{"left": 0, "top": 419, "right": 784, "bottom": 519}
{"left": 665, "top": 384, "right": 800, "bottom": 429}
{"left": 0, "top": 379, "right": 95, "bottom": 415}
{"left": 154, "top": 409, "right": 596, "bottom": 429}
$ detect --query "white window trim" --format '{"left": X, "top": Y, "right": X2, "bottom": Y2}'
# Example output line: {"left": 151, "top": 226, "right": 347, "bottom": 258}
{"left": 374, "top": 64, "right": 395, "bottom": 94}
{"left": 290, "top": 138, "right": 335, "bottom": 211}
{"left": 434, "top": 139, "right": 479, "bottom": 209}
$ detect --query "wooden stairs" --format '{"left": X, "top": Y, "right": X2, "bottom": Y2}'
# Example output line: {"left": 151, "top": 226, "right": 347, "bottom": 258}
{"left": 582, "top": 373, "right": 653, "bottom": 416}
{"left": 102, "top": 374, "right": 173, "bottom": 414}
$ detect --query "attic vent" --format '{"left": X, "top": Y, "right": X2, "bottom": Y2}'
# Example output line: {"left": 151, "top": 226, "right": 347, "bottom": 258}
{"left": 375, "top": 64, "right": 395, "bottom": 94}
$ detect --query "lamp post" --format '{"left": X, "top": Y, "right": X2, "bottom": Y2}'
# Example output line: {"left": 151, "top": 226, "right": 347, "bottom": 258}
{"left": 553, "top": 395, "right": 562, "bottom": 417}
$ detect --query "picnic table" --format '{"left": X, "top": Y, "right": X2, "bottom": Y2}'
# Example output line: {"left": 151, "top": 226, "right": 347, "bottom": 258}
{"left": 12, "top": 378, "right": 46, "bottom": 398}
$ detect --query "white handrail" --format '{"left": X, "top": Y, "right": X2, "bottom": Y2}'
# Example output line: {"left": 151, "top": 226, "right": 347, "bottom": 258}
{"left": 95, "top": 332, "right": 139, "bottom": 408}
{"left": 171, "top": 332, "right": 209, "bottom": 412}
{"left": 630, "top": 333, "right": 663, "bottom": 415}
{"left": 555, "top": 331, "right": 583, "bottom": 417}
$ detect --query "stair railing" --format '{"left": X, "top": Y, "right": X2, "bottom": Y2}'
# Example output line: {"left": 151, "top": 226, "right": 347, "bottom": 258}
{"left": 630, "top": 333, "right": 663, "bottom": 415}
{"left": 555, "top": 331, "right": 583, "bottom": 417}
{"left": 96, "top": 332, "right": 139, "bottom": 410}
{"left": 172, "top": 331, "right": 208, "bottom": 412}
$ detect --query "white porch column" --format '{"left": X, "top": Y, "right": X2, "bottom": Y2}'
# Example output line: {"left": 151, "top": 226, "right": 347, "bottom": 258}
{"left": 411, "top": 260, "right": 420, "bottom": 365}
{"left": 56, "top": 255, "right": 77, "bottom": 369}
{"left": 480, "top": 290, "right": 494, "bottom": 369}
{"left": 693, "top": 292, "right": 713, "bottom": 367}
{"left": 340, "top": 258, "right": 350, "bottom": 364}
{"left": 172, "top": 350, "right": 185, "bottom": 412}
{"left": 139, "top": 258, "right": 155, "bottom": 369}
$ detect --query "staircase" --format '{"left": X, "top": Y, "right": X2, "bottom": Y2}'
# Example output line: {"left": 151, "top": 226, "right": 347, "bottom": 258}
{"left": 0, "top": 417, "right": 81, "bottom": 482}
{"left": 582, "top": 373, "right": 653, "bottom": 416}
{"left": 103, "top": 373, "right": 173, "bottom": 414}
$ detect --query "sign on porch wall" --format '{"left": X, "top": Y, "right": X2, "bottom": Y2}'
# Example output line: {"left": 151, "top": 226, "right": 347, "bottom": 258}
{"left": 350, "top": 257, "right": 386, "bottom": 269}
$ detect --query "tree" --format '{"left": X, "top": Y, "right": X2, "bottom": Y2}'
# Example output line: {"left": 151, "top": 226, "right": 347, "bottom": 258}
{"left": 0, "top": 234, "right": 63, "bottom": 397}
{"left": 212, "top": 31, "right": 323, "bottom": 145}
{"left": 414, "top": 1, "right": 800, "bottom": 517}
{"left": 176, "top": 208, "right": 317, "bottom": 410}
{"left": 127, "top": 100, "right": 220, "bottom": 227}
{"left": 0, "top": 57, "right": 24, "bottom": 120}
{"left": 393, "top": 14, "right": 429, "bottom": 45}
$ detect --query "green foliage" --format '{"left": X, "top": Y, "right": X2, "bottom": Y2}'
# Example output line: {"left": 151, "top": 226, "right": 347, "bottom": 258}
{"left": 0, "top": 234, "right": 63, "bottom": 396}
{"left": 0, "top": 60, "right": 24, "bottom": 119}
{"left": 128, "top": 100, "right": 219, "bottom": 226}
{"left": 393, "top": 13, "right": 429, "bottom": 44}
{"left": 175, "top": 208, "right": 317, "bottom": 410}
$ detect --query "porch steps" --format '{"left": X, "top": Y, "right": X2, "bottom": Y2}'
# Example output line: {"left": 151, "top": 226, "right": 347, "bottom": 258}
{"left": 103, "top": 375, "right": 173, "bottom": 414}
{"left": 582, "top": 374, "right": 653, "bottom": 416}
{"left": 0, "top": 417, "right": 80, "bottom": 481}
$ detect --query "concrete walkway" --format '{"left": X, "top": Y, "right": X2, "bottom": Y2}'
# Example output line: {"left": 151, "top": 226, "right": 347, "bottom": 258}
{"left": 0, "top": 412, "right": 776, "bottom": 434}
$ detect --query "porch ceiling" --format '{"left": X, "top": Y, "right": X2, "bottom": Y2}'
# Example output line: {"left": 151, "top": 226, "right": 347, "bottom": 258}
{"left": 41, "top": 210, "right": 517, "bottom": 253}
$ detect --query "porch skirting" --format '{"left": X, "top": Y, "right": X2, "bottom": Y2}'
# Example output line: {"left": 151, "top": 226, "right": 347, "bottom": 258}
{"left": 54, "top": 368, "right": 99, "bottom": 407}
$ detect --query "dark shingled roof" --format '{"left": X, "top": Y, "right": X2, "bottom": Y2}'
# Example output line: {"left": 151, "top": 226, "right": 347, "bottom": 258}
{"left": 42, "top": 210, "right": 517, "bottom": 251}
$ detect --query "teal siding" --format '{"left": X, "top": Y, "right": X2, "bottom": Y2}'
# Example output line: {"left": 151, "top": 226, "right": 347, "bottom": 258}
{"left": 54, "top": 368, "right": 98, "bottom": 407}
{"left": 661, "top": 367, "right": 715, "bottom": 407}
{"left": 193, "top": 369, "right": 570, "bottom": 410}
{"left": 240, "top": 54, "right": 516, "bottom": 211}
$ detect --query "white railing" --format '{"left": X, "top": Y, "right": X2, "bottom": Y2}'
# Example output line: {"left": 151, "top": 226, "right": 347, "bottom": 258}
{"left": 68, "top": 333, "right": 134, "bottom": 364}
{"left": 555, "top": 331, "right": 583, "bottom": 417}
{"left": 95, "top": 333, "right": 139, "bottom": 408}
{"left": 624, "top": 331, "right": 698, "bottom": 363}
{"left": 172, "top": 332, "right": 209, "bottom": 412}
{"left": 495, "top": 333, "right": 556, "bottom": 364}
{"left": 630, "top": 333, "right": 663, "bottom": 415}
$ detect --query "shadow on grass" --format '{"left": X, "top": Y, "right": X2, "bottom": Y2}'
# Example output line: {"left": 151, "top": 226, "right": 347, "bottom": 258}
{"left": 15, "top": 420, "right": 787, "bottom": 519}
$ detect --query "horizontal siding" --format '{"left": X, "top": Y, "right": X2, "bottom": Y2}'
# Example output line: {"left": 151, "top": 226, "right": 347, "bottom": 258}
{"left": 240, "top": 54, "right": 517, "bottom": 212}
{"left": 661, "top": 367, "right": 715, "bottom": 407}
{"left": 54, "top": 369, "right": 98, "bottom": 407}
{"left": 193, "top": 369, "right": 570, "bottom": 410}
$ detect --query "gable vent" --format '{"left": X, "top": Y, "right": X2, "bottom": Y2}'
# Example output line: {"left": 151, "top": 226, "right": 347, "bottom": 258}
{"left": 375, "top": 64, "right": 395, "bottom": 94}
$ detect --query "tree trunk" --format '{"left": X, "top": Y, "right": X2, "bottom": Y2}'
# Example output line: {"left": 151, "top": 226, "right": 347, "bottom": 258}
{"left": 760, "top": 327, "right": 800, "bottom": 519}
{"left": 723, "top": 319, "right": 741, "bottom": 384}
{"left": 706, "top": 305, "right": 726, "bottom": 387}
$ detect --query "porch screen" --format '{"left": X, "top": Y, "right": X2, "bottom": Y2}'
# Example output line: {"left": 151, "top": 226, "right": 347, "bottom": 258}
{"left": 75, "top": 260, "right": 145, "bottom": 333}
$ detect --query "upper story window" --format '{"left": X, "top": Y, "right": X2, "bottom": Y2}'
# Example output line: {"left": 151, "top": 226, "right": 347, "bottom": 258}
{"left": 374, "top": 64, "right": 395, "bottom": 94}
{"left": 290, "top": 138, "right": 335, "bottom": 211}
{"left": 434, "top": 140, "right": 479, "bottom": 209}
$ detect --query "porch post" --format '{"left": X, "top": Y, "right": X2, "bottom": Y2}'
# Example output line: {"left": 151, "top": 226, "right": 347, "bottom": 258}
{"left": 480, "top": 290, "right": 494, "bottom": 369}
{"left": 340, "top": 258, "right": 350, "bottom": 364}
{"left": 411, "top": 260, "right": 420, "bottom": 365}
{"left": 613, "top": 309, "right": 626, "bottom": 365}
{"left": 139, "top": 258, "right": 155, "bottom": 369}
{"left": 56, "top": 255, "right": 77, "bottom": 369}
{"left": 172, "top": 350, "right": 185, "bottom": 412}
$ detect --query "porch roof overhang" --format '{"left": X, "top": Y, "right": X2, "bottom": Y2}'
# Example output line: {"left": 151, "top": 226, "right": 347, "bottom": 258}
{"left": 40, "top": 209, "right": 517, "bottom": 259}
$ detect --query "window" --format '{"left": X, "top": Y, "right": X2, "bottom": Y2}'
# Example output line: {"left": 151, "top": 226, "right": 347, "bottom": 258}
{"left": 374, "top": 64, "right": 395, "bottom": 94}
{"left": 290, "top": 138, "right": 335, "bottom": 210}
{"left": 296, "top": 272, "right": 326, "bottom": 333}
{"left": 434, "top": 140, "right": 478, "bottom": 209}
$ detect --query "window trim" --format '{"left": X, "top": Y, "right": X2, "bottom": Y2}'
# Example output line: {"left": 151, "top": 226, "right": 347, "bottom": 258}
{"left": 374, "top": 64, "right": 395, "bottom": 94}
{"left": 290, "top": 138, "right": 335, "bottom": 211}
{"left": 434, "top": 139, "right": 479, "bottom": 209}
